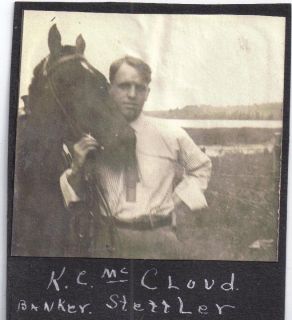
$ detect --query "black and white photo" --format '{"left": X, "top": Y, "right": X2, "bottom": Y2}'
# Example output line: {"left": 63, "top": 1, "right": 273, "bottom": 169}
{"left": 12, "top": 10, "right": 285, "bottom": 261}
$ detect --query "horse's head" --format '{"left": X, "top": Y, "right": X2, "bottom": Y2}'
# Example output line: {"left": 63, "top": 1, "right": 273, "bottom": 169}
{"left": 28, "top": 24, "right": 136, "bottom": 168}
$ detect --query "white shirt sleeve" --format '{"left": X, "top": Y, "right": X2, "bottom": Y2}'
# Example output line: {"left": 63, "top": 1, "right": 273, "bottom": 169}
{"left": 174, "top": 129, "right": 212, "bottom": 211}
{"left": 60, "top": 169, "right": 82, "bottom": 207}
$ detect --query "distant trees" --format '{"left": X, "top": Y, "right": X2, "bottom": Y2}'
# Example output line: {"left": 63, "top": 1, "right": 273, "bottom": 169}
{"left": 146, "top": 103, "right": 283, "bottom": 120}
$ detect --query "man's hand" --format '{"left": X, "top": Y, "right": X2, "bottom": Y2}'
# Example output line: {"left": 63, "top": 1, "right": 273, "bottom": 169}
{"left": 71, "top": 135, "right": 99, "bottom": 175}
{"left": 68, "top": 135, "right": 99, "bottom": 195}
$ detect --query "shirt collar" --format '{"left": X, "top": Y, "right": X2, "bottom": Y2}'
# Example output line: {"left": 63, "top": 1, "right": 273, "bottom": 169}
{"left": 129, "top": 113, "right": 147, "bottom": 133}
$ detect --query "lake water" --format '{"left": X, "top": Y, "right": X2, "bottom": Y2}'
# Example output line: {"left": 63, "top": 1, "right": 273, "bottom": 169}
{"left": 148, "top": 117, "right": 282, "bottom": 157}
{"left": 202, "top": 144, "right": 274, "bottom": 158}
{"left": 150, "top": 118, "right": 282, "bottom": 129}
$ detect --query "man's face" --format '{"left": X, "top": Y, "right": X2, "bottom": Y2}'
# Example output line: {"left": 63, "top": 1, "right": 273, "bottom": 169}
{"left": 109, "top": 63, "right": 150, "bottom": 122}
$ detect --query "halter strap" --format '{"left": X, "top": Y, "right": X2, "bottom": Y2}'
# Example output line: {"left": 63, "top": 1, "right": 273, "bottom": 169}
{"left": 47, "top": 68, "right": 83, "bottom": 139}
{"left": 44, "top": 54, "right": 87, "bottom": 76}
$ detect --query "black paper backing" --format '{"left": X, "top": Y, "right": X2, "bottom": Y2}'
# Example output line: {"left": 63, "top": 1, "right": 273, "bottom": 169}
{"left": 7, "top": 3, "right": 291, "bottom": 320}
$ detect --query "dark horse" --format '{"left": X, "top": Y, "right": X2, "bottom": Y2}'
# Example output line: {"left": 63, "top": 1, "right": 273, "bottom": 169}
{"left": 12, "top": 25, "right": 137, "bottom": 257}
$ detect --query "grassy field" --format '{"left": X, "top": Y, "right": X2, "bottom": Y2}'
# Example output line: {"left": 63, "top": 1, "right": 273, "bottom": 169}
{"left": 174, "top": 129, "right": 281, "bottom": 261}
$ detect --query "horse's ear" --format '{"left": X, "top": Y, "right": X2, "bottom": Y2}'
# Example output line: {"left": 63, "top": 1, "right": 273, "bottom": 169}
{"left": 48, "top": 24, "right": 62, "bottom": 56}
{"left": 76, "top": 34, "right": 86, "bottom": 55}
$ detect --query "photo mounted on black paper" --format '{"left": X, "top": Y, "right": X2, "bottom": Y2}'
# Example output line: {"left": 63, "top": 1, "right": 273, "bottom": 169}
{"left": 12, "top": 11, "right": 285, "bottom": 261}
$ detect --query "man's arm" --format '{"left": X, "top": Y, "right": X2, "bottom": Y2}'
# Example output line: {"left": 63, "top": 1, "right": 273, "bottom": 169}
{"left": 174, "top": 129, "right": 212, "bottom": 211}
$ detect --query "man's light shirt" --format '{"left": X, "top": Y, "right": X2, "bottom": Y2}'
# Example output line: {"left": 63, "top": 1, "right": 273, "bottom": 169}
{"left": 60, "top": 114, "right": 212, "bottom": 222}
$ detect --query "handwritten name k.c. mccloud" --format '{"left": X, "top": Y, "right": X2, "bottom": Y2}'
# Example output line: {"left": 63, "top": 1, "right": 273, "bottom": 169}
{"left": 47, "top": 266, "right": 238, "bottom": 292}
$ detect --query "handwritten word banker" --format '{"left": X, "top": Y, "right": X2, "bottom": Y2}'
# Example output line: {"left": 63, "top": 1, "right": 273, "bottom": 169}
{"left": 60, "top": 56, "right": 212, "bottom": 259}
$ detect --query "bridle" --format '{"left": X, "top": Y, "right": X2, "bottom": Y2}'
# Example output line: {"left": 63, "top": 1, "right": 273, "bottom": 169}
{"left": 43, "top": 53, "right": 117, "bottom": 253}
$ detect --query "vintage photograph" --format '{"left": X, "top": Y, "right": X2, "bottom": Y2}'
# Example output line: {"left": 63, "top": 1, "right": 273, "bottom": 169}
{"left": 11, "top": 10, "right": 285, "bottom": 261}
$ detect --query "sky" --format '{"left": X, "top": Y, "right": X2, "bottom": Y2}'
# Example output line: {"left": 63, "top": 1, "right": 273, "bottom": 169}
{"left": 20, "top": 11, "right": 286, "bottom": 111}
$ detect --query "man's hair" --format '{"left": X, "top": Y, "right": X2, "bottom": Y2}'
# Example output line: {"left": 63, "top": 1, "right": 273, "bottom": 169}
{"left": 109, "top": 56, "right": 152, "bottom": 84}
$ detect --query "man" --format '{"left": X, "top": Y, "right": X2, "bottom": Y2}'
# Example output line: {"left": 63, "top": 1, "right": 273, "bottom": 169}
{"left": 60, "top": 56, "right": 211, "bottom": 259}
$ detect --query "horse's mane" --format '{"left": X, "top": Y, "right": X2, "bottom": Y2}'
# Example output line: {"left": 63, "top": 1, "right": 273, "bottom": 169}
{"left": 29, "top": 58, "right": 47, "bottom": 103}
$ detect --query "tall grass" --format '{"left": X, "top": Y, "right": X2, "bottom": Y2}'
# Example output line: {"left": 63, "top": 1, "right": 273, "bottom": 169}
{"left": 176, "top": 152, "right": 280, "bottom": 261}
